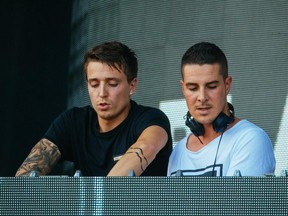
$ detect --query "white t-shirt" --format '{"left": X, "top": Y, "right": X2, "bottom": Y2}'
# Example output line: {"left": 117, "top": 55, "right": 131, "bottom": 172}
{"left": 167, "top": 120, "right": 276, "bottom": 176}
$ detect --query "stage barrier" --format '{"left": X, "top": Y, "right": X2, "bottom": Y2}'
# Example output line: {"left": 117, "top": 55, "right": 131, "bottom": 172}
{"left": 0, "top": 176, "right": 287, "bottom": 215}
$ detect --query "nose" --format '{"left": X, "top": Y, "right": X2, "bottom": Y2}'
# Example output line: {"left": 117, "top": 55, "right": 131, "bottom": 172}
{"left": 197, "top": 88, "right": 208, "bottom": 103}
{"left": 99, "top": 83, "right": 108, "bottom": 97}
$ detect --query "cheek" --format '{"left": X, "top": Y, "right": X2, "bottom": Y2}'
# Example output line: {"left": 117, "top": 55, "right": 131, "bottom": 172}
{"left": 88, "top": 88, "right": 97, "bottom": 97}
{"left": 220, "top": 88, "right": 227, "bottom": 97}
{"left": 183, "top": 90, "right": 196, "bottom": 100}
{"left": 110, "top": 87, "right": 130, "bottom": 101}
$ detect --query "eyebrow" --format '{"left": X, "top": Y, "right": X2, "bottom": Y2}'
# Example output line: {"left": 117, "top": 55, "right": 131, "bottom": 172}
{"left": 185, "top": 80, "right": 219, "bottom": 86}
{"left": 88, "top": 77, "right": 121, "bottom": 82}
{"left": 206, "top": 80, "right": 220, "bottom": 85}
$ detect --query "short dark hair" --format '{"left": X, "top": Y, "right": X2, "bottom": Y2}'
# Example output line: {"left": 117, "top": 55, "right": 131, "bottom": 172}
{"left": 84, "top": 41, "right": 138, "bottom": 83}
{"left": 181, "top": 42, "right": 228, "bottom": 79}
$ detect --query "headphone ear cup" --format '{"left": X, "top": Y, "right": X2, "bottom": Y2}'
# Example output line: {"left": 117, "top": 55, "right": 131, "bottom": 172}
{"left": 185, "top": 112, "right": 204, "bottom": 137}
{"left": 213, "top": 103, "right": 235, "bottom": 133}
{"left": 212, "top": 113, "right": 231, "bottom": 133}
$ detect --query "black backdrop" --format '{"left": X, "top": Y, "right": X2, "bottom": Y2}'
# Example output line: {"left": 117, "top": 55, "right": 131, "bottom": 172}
{"left": 0, "top": 1, "right": 72, "bottom": 176}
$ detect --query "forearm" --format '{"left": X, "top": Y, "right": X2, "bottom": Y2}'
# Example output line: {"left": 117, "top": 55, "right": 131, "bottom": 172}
{"left": 15, "top": 138, "right": 61, "bottom": 176}
{"left": 108, "top": 146, "right": 153, "bottom": 176}
{"left": 108, "top": 125, "right": 168, "bottom": 176}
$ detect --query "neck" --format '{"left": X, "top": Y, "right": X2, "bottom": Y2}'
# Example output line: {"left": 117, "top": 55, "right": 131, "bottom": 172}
{"left": 197, "top": 124, "right": 221, "bottom": 145}
{"left": 98, "top": 104, "right": 131, "bottom": 133}
{"left": 98, "top": 119, "right": 120, "bottom": 133}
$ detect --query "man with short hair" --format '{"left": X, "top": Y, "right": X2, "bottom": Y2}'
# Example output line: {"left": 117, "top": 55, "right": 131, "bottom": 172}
{"left": 16, "top": 41, "right": 172, "bottom": 177}
{"left": 168, "top": 42, "right": 275, "bottom": 176}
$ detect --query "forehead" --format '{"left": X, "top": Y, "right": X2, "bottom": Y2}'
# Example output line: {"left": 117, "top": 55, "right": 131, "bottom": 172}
{"left": 87, "top": 61, "right": 125, "bottom": 80}
{"left": 182, "top": 63, "right": 222, "bottom": 82}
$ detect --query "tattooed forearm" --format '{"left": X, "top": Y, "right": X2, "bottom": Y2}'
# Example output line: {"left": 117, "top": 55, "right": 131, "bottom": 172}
{"left": 15, "top": 138, "right": 61, "bottom": 176}
{"left": 125, "top": 147, "right": 149, "bottom": 172}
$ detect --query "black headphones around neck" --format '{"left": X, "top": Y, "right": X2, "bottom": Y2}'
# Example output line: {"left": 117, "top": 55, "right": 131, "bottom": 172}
{"left": 185, "top": 102, "right": 235, "bottom": 137}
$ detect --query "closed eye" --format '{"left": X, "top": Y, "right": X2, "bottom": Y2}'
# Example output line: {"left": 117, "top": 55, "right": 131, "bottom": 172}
{"left": 108, "top": 82, "right": 118, "bottom": 87}
{"left": 207, "top": 85, "right": 217, "bottom": 89}
{"left": 186, "top": 83, "right": 198, "bottom": 91}
{"left": 89, "top": 81, "right": 99, "bottom": 88}
{"left": 188, "top": 87, "right": 197, "bottom": 91}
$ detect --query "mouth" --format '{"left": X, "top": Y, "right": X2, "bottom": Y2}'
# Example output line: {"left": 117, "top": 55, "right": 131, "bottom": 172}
{"left": 98, "top": 102, "right": 110, "bottom": 110}
{"left": 196, "top": 106, "right": 211, "bottom": 115}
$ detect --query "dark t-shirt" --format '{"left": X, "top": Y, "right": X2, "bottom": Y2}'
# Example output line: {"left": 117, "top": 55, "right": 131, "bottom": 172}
{"left": 44, "top": 100, "right": 172, "bottom": 176}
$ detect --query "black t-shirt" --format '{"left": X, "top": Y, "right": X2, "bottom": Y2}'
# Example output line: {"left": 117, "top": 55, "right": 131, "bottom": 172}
{"left": 44, "top": 100, "right": 172, "bottom": 176}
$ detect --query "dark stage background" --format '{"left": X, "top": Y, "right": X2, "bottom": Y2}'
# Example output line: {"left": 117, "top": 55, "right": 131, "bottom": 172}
{"left": 0, "top": 1, "right": 72, "bottom": 176}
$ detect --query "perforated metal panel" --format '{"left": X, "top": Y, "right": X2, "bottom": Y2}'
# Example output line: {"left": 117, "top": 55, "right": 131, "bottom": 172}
{"left": 1, "top": 177, "right": 287, "bottom": 215}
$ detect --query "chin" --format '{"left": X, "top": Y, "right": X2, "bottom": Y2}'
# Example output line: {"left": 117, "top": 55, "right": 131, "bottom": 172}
{"left": 196, "top": 117, "right": 214, "bottom": 125}
{"left": 97, "top": 111, "right": 111, "bottom": 119}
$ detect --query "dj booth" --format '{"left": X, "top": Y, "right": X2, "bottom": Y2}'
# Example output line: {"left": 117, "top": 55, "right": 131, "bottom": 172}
{"left": 0, "top": 176, "right": 287, "bottom": 215}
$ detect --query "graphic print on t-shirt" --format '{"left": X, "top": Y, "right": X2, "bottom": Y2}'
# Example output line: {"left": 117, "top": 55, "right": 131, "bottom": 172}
{"left": 171, "top": 164, "right": 223, "bottom": 176}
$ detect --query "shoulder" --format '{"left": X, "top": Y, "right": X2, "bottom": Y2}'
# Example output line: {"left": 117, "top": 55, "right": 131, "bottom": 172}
{"left": 232, "top": 120, "right": 268, "bottom": 136}
{"left": 229, "top": 119, "right": 272, "bottom": 148}
{"left": 171, "top": 135, "right": 189, "bottom": 153}
{"left": 51, "top": 106, "right": 95, "bottom": 126}
{"left": 67, "top": 105, "right": 94, "bottom": 115}
{"left": 130, "top": 100, "right": 171, "bottom": 130}
{"left": 168, "top": 135, "right": 189, "bottom": 165}
{"left": 59, "top": 106, "right": 94, "bottom": 118}
{"left": 131, "top": 100, "right": 168, "bottom": 119}
{"left": 128, "top": 101, "right": 172, "bottom": 138}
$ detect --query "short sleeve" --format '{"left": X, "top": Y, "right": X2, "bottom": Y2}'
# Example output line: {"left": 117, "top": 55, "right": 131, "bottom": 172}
{"left": 226, "top": 128, "right": 276, "bottom": 176}
{"left": 43, "top": 109, "right": 74, "bottom": 160}
{"left": 131, "top": 108, "right": 171, "bottom": 139}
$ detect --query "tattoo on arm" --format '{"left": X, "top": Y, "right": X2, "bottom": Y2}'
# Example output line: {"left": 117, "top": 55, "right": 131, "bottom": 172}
{"left": 129, "top": 147, "right": 149, "bottom": 167}
{"left": 15, "top": 139, "right": 61, "bottom": 176}
{"left": 125, "top": 147, "right": 149, "bottom": 172}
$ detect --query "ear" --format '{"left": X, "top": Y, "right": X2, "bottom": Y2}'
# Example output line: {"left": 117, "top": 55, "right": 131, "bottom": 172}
{"left": 129, "top": 78, "right": 137, "bottom": 95}
{"left": 225, "top": 76, "right": 232, "bottom": 95}
{"left": 180, "top": 79, "right": 185, "bottom": 94}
